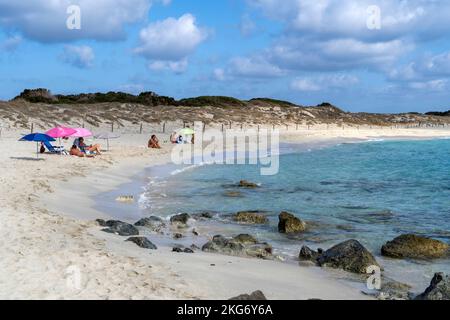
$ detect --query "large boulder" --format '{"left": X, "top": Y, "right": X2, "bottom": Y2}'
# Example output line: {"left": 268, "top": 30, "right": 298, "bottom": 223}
{"left": 229, "top": 290, "right": 267, "bottom": 300}
{"left": 278, "top": 212, "right": 306, "bottom": 233}
{"left": 233, "top": 211, "right": 268, "bottom": 224}
{"left": 202, "top": 235, "right": 272, "bottom": 259}
{"left": 100, "top": 220, "right": 139, "bottom": 236}
{"left": 415, "top": 273, "right": 450, "bottom": 300}
{"left": 381, "top": 234, "right": 449, "bottom": 259}
{"left": 170, "top": 213, "right": 191, "bottom": 226}
{"left": 316, "top": 240, "right": 380, "bottom": 274}
{"left": 134, "top": 216, "right": 166, "bottom": 233}
{"left": 126, "top": 237, "right": 157, "bottom": 250}
{"left": 238, "top": 180, "right": 259, "bottom": 188}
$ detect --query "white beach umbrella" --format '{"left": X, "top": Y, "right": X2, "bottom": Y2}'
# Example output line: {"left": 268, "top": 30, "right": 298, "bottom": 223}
{"left": 94, "top": 132, "right": 120, "bottom": 151}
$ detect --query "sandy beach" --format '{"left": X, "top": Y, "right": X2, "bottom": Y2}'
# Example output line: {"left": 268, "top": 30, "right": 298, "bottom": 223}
{"left": 0, "top": 124, "right": 449, "bottom": 300}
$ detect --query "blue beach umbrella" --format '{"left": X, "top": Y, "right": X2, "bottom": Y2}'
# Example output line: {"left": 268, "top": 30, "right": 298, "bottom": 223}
{"left": 19, "top": 133, "right": 56, "bottom": 158}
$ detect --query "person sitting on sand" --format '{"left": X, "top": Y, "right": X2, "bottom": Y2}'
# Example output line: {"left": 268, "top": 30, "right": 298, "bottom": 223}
{"left": 170, "top": 132, "right": 178, "bottom": 144}
{"left": 77, "top": 137, "right": 101, "bottom": 155}
{"left": 148, "top": 135, "right": 161, "bottom": 149}
{"left": 176, "top": 135, "right": 184, "bottom": 144}
{"left": 70, "top": 145, "right": 94, "bottom": 158}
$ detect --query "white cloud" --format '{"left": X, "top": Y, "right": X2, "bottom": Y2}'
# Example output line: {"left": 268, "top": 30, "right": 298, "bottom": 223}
{"left": 250, "top": 0, "right": 449, "bottom": 42}
{"left": 0, "top": 35, "right": 22, "bottom": 51}
{"left": 408, "top": 79, "right": 447, "bottom": 91}
{"left": 0, "top": 0, "right": 151, "bottom": 42}
{"left": 60, "top": 45, "right": 94, "bottom": 68}
{"left": 213, "top": 68, "right": 226, "bottom": 81}
{"left": 291, "top": 74, "right": 359, "bottom": 92}
{"left": 290, "top": 78, "right": 321, "bottom": 92}
{"left": 238, "top": 0, "right": 450, "bottom": 76}
{"left": 148, "top": 59, "right": 188, "bottom": 74}
{"left": 389, "top": 51, "right": 450, "bottom": 82}
{"left": 229, "top": 56, "right": 285, "bottom": 78}
{"left": 134, "top": 14, "right": 208, "bottom": 73}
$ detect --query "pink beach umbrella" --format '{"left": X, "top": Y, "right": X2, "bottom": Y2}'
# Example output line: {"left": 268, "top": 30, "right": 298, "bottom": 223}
{"left": 71, "top": 128, "right": 93, "bottom": 138}
{"left": 46, "top": 126, "right": 77, "bottom": 138}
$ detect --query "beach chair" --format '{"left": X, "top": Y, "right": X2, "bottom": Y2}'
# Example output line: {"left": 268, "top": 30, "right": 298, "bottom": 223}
{"left": 43, "top": 141, "right": 68, "bottom": 155}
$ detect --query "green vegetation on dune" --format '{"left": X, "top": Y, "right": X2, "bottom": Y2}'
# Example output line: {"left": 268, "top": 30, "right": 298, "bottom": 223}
{"left": 178, "top": 96, "right": 246, "bottom": 107}
{"left": 248, "top": 98, "right": 298, "bottom": 107}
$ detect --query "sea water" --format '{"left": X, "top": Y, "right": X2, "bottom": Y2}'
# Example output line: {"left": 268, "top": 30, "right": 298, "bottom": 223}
{"left": 138, "top": 138, "right": 450, "bottom": 291}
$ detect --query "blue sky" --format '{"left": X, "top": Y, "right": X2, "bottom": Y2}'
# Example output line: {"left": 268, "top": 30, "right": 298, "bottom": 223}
{"left": 1, "top": 0, "right": 450, "bottom": 113}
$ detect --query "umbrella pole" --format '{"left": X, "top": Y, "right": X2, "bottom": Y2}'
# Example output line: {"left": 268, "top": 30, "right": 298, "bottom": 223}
{"left": 36, "top": 142, "right": 39, "bottom": 159}
{"left": 107, "top": 139, "right": 110, "bottom": 152}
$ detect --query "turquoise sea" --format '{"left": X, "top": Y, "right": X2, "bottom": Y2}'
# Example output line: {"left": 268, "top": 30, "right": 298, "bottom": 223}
{"left": 122, "top": 138, "right": 450, "bottom": 291}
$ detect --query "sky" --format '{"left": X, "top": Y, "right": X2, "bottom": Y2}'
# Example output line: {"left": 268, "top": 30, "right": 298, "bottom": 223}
{"left": 1, "top": 0, "right": 450, "bottom": 113}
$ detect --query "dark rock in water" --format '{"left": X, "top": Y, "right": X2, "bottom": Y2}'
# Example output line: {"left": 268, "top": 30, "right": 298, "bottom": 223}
{"left": 192, "top": 212, "right": 214, "bottom": 220}
{"left": 415, "top": 273, "right": 450, "bottom": 300}
{"left": 96, "top": 219, "right": 107, "bottom": 227}
{"left": 229, "top": 290, "right": 267, "bottom": 300}
{"left": 233, "top": 234, "right": 258, "bottom": 245}
{"left": 381, "top": 234, "right": 449, "bottom": 259}
{"left": 190, "top": 244, "right": 200, "bottom": 250}
{"left": 245, "top": 243, "right": 273, "bottom": 259}
{"left": 224, "top": 191, "right": 244, "bottom": 198}
{"left": 170, "top": 213, "right": 191, "bottom": 225}
{"left": 101, "top": 220, "right": 139, "bottom": 236}
{"left": 126, "top": 237, "right": 157, "bottom": 250}
{"left": 173, "top": 233, "right": 184, "bottom": 239}
{"left": 238, "top": 180, "right": 259, "bottom": 188}
{"left": 173, "top": 246, "right": 194, "bottom": 254}
{"left": 202, "top": 235, "right": 272, "bottom": 259}
{"left": 203, "top": 235, "right": 244, "bottom": 255}
{"left": 316, "top": 239, "right": 380, "bottom": 274}
{"left": 278, "top": 212, "right": 306, "bottom": 233}
{"left": 299, "top": 246, "right": 320, "bottom": 262}
{"left": 233, "top": 211, "right": 268, "bottom": 224}
{"left": 192, "top": 229, "right": 199, "bottom": 236}
{"left": 134, "top": 216, "right": 166, "bottom": 233}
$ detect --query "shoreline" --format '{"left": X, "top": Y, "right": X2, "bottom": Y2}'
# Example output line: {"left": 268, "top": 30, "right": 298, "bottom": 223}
{"left": 89, "top": 133, "right": 450, "bottom": 296}
{"left": 1, "top": 126, "right": 449, "bottom": 299}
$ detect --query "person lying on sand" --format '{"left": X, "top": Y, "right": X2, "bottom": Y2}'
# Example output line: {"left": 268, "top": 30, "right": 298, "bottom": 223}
{"left": 70, "top": 145, "right": 94, "bottom": 158}
{"left": 148, "top": 135, "right": 161, "bottom": 149}
{"left": 77, "top": 137, "right": 102, "bottom": 155}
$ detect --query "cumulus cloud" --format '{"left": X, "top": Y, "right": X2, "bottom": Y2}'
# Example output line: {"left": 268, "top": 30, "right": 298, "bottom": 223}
{"left": 0, "top": 0, "right": 151, "bottom": 42}
{"left": 249, "top": 0, "right": 450, "bottom": 42}
{"left": 291, "top": 74, "right": 359, "bottom": 92}
{"left": 228, "top": 56, "right": 285, "bottom": 78}
{"left": 134, "top": 14, "right": 208, "bottom": 73}
{"left": 148, "top": 59, "right": 188, "bottom": 74}
{"left": 235, "top": 0, "right": 450, "bottom": 77}
{"left": 60, "top": 45, "right": 94, "bottom": 68}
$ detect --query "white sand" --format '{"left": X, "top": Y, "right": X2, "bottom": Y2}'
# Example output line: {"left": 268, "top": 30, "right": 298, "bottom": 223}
{"left": 0, "top": 125, "right": 449, "bottom": 300}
